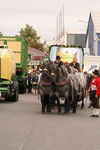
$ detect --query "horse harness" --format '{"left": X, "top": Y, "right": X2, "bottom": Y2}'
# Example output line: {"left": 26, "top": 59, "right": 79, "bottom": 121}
{"left": 40, "top": 77, "right": 70, "bottom": 86}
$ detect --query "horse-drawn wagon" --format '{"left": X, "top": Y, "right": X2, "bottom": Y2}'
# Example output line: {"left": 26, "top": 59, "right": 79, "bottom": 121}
{"left": 39, "top": 45, "right": 86, "bottom": 114}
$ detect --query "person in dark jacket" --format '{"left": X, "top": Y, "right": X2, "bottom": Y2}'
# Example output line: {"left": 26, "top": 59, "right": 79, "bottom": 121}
{"left": 31, "top": 70, "right": 38, "bottom": 95}
{"left": 69, "top": 57, "right": 81, "bottom": 72}
{"left": 86, "top": 72, "right": 95, "bottom": 108}
{"left": 27, "top": 72, "right": 32, "bottom": 93}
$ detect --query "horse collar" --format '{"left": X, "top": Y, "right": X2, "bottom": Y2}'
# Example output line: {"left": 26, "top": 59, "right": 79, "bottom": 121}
{"left": 40, "top": 80, "right": 52, "bottom": 85}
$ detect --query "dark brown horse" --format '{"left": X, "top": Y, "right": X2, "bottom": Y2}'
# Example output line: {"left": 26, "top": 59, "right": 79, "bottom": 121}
{"left": 39, "top": 60, "right": 54, "bottom": 113}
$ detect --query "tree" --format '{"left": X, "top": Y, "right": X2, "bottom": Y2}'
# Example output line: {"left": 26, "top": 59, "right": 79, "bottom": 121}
{"left": 19, "top": 24, "right": 44, "bottom": 51}
{"left": 0, "top": 32, "right": 3, "bottom": 36}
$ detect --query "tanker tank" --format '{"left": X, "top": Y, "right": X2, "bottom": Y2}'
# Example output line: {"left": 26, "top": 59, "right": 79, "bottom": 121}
{"left": 0, "top": 45, "right": 16, "bottom": 80}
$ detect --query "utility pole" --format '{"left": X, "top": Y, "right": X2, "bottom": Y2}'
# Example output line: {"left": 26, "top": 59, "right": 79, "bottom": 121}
{"left": 56, "top": 5, "right": 65, "bottom": 41}
{"left": 64, "top": 32, "right": 67, "bottom": 45}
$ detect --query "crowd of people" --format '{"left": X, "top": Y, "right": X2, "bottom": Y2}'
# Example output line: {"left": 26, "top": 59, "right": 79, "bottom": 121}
{"left": 27, "top": 56, "right": 100, "bottom": 118}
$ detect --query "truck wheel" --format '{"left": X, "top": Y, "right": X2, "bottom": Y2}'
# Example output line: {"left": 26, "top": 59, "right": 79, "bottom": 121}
{"left": 11, "top": 89, "right": 19, "bottom": 102}
{"left": 11, "top": 81, "right": 19, "bottom": 102}
{"left": 5, "top": 81, "right": 19, "bottom": 102}
{"left": 5, "top": 97, "right": 11, "bottom": 102}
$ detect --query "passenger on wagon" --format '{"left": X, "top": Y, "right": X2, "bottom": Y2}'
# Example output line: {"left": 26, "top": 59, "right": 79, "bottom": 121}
{"left": 69, "top": 57, "right": 81, "bottom": 72}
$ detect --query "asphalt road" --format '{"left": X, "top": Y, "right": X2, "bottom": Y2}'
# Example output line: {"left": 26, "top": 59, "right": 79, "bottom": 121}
{"left": 0, "top": 93, "right": 100, "bottom": 150}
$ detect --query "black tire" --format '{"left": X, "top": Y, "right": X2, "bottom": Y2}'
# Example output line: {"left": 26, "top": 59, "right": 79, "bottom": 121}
{"left": 5, "top": 97, "right": 11, "bottom": 102}
{"left": 11, "top": 81, "right": 19, "bottom": 102}
{"left": 5, "top": 81, "right": 19, "bottom": 102}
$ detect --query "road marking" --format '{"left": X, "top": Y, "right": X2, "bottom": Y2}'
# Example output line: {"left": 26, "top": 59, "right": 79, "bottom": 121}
{"left": 19, "top": 127, "right": 32, "bottom": 150}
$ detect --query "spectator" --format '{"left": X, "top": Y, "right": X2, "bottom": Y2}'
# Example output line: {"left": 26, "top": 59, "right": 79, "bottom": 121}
{"left": 89, "top": 69, "right": 100, "bottom": 118}
{"left": 27, "top": 72, "right": 32, "bottom": 93}
{"left": 27, "top": 67, "right": 33, "bottom": 93}
{"left": 86, "top": 72, "right": 95, "bottom": 108}
{"left": 31, "top": 70, "right": 38, "bottom": 95}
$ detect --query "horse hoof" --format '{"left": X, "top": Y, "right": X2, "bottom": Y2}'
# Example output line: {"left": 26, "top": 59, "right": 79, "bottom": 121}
{"left": 47, "top": 111, "right": 51, "bottom": 114}
{"left": 81, "top": 106, "right": 84, "bottom": 109}
{"left": 41, "top": 111, "right": 45, "bottom": 114}
{"left": 63, "top": 112, "right": 67, "bottom": 115}
{"left": 58, "top": 111, "right": 62, "bottom": 115}
{"left": 47, "top": 109, "right": 51, "bottom": 113}
{"left": 73, "top": 110, "right": 76, "bottom": 113}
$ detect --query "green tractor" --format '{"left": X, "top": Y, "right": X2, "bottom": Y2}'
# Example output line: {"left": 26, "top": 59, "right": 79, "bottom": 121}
{"left": 0, "top": 36, "right": 28, "bottom": 94}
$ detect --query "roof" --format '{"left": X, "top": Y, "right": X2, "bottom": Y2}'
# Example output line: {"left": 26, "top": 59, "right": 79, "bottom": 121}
{"left": 28, "top": 47, "right": 47, "bottom": 60}
{"left": 86, "top": 11, "right": 100, "bottom": 42}
{"left": 91, "top": 11, "right": 100, "bottom": 33}
{"left": 66, "top": 30, "right": 86, "bottom": 34}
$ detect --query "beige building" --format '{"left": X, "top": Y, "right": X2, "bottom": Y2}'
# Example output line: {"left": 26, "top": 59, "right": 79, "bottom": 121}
{"left": 56, "top": 30, "right": 86, "bottom": 48}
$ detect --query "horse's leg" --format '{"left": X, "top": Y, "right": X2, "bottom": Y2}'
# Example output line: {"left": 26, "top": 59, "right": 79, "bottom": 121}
{"left": 47, "top": 95, "right": 52, "bottom": 113}
{"left": 81, "top": 89, "right": 85, "bottom": 109}
{"left": 63, "top": 98, "right": 69, "bottom": 114}
{"left": 72, "top": 101, "right": 77, "bottom": 113}
{"left": 41, "top": 95, "right": 46, "bottom": 114}
{"left": 81, "top": 98, "right": 84, "bottom": 109}
{"left": 57, "top": 97, "right": 62, "bottom": 114}
{"left": 72, "top": 93, "right": 77, "bottom": 113}
{"left": 51, "top": 96, "right": 56, "bottom": 109}
{"left": 64, "top": 88, "right": 71, "bottom": 114}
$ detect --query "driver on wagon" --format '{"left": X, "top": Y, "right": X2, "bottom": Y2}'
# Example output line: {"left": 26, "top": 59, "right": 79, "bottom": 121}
{"left": 54, "top": 56, "right": 63, "bottom": 67}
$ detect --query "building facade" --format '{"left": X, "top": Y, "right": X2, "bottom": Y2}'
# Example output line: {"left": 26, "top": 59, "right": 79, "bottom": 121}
{"left": 86, "top": 12, "right": 100, "bottom": 56}
{"left": 28, "top": 47, "right": 47, "bottom": 68}
{"left": 56, "top": 31, "right": 86, "bottom": 48}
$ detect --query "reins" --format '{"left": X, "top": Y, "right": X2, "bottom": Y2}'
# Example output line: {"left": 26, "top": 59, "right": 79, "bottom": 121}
{"left": 40, "top": 78, "right": 70, "bottom": 86}
{"left": 55, "top": 77, "right": 70, "bottom": 86}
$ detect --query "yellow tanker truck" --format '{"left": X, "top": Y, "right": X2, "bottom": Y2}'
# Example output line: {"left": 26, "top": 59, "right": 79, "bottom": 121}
{"left": 0, "top": 45, "right": 19, "bottom": 101}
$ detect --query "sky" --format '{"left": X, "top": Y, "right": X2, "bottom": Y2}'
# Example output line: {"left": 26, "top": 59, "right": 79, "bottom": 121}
{"left": 0, "top": 0, "right": 100, "bottom": 41}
